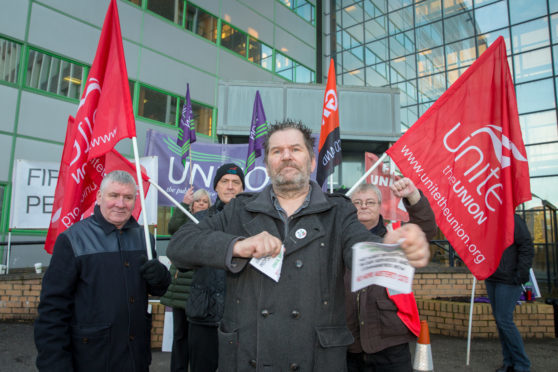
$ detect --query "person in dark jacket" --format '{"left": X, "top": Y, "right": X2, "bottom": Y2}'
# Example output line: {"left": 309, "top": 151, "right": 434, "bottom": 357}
{"left": 34, "top": 170, "right": 171, "bottom": 372}
{"left": 162, "top": 187, "right": 211, "bottom": 372}
{"left": 167, "top": 121, "right": 430, "bottom": 371}
{"left": 487, "top": 214, "right": 534, "bottom": 372}
{"left": 346, "top": 180, "right": 437, "bottom": 371}
{"left": 185, "top": 163, "right": 245, "bottom": 372}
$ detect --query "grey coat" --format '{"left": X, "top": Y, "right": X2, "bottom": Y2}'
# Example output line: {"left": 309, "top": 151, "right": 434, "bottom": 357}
{"left": 167, "top": 182, "right": 381, "bottom": 371}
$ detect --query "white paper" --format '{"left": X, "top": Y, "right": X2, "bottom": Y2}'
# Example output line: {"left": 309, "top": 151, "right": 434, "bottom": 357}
{"left": 351, "top": 241, "right": 415, "bottom": 293}
{"left": 249, "top": 245, "right": 285, "bottom": 282}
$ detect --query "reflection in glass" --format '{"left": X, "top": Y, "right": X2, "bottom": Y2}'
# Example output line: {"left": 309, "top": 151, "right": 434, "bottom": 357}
{"left": 343, "top": 69, "right": 365, "bottom": 86}
{"left": 443, "top": 0, "right": 473, "bottom": 17}
{"left": 221, "top": 23, "right": 247, "bottom": 57}
{"left": 515, "top": 78, "right": 555, "bottom": 114}
{"left": 393, "top": 80, "right": 417, "bottom": 105}
{"left": 390, "top": 55, "right": 416, "bottom": 83}
{"left": 276, "top": 53, "right": 293, "bottom": 81}
{"left": 191, "top": 101, "right": 213, "bottom": 136}
{"left": 511, "top": 17, "right": 549, "bottom": 54}
{"left": 295, "top": 65, "right": 314, "bottom": 83}
{"left": 519, "top": 110, "right": 558, "bottom": 145}
{"left": 525, "top": 143, "right": 558, "bottom": 177}
{"left": 400, "top": 105, "right": 418, "bottom": 128}
{"left": 416, "top": 21, "right": 443, "bottom": 51}
{"left": 418, "top": 72, "right": 446, "bottom": 103}
{"left": 445, "top": 38, "right": 476, "bottom": 70}
{"left": 343, "top": 47, "right": 364, "bottom": 72}
{"left": 342, "top": 3, "right": 364, "bottom": 27}
{"left": 364, "top": 16, "right": 388, "bottom": 40}
{"left": 444, "top": 11, "right": 474, "bottom": 44}
{"left": 249, "top": 39, "right": 273, "bottom": 71}
{"left": 477, "top": 30, "right": 510, "bottom": 55}
{"left": 552, "top": 14, "right": 558, "bottom": 44}
{"left": 364, "top": 0, "right": 386, "bottom": 20}
{"left": 446, "top": 66, "right": 468, "bottom": 86}
{"left": 415, "top": 0, "right": 442, "bottom": 26}
{"left": 389, "top": 6, "right": 413, "bottom": 34}
{"left": 365, "top": 39, "right": 388, "bottom": 64}
{"left": 417, "top": 47, "right": 445, "bottom": 77}
{"left": 389, "top": 30, "right": 415, "bottom": 59}
{"left": 513, "top": 48, "right": 552, "bottom": 84}
{"left": 0, "top": 38, "right": 21, "bottom": 84}
{"left": 147, "top": 0, "right": 180, "bottom": 24}
{"left": 366, "top": 64, "right": 389, "bottom": 86}
{"left": 186, "top": 4, "right": 218, "bottom": 42}
{"left": 26, "top": 50, "right": 84, "bottom": 99}
{"left": 509, "top": 0, "right": 547, "bottom": 25}
{"left": 138, "top": 86, "right": 178, "bottom": 125}
{"left": 346, "top": 23, "right": 365, "bottom": 44}
{"left": 474, "top": 1, "right": 508, "bottom": 34}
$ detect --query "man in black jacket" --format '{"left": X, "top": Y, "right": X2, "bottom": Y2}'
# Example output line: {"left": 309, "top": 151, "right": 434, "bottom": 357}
{"left": 186, "top": 163, "right": 245, "bottom": 372}
{"left": 487, "top": 214, "right": 534, "bottom": 372}
{"left": 34, "top": 170, "right": 170, "bottom": 372}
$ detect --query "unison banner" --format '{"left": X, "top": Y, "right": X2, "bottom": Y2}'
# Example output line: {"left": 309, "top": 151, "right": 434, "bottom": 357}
{"left": 144, "top": 129, "right": 320, "bottom": 206}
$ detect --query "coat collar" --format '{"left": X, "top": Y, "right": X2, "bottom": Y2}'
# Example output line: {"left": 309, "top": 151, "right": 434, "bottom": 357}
{"left": 93, "top": 204, "right": 139, "bottom": 235}
{"left": 245, "top": 181, "right": 333, "bottom": 218}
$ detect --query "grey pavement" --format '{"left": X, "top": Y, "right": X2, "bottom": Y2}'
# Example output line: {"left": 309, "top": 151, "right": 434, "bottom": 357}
{"left": 2, "top": 321, "right": 556, "bottom": 371}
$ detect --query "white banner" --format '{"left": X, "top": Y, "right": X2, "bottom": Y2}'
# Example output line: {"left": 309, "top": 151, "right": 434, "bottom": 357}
{"left": 10, "top": 157, "right": 158, "bottom": 229}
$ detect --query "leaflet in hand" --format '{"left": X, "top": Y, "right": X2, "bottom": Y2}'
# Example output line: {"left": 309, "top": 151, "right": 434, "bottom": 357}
{"left": 250, "top": 245, "right": 285, "bottom": 282}
{"left": 351, "top": 241, "right": 414, "bottom": 293}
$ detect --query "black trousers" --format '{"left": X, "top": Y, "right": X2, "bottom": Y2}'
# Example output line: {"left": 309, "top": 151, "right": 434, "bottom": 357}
{"left": 170, "top": 308, "right": 189, "bottom": 372}
{"left": 347, "top": 343, "right": 412, "bottom": 372}
{"left": 188, "top": 323, "right": 218, "bottom": 372}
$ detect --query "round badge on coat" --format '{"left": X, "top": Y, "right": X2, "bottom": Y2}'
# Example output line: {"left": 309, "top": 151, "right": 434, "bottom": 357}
{"left": 295, "top": 228, "right": 307, "bottom": 239}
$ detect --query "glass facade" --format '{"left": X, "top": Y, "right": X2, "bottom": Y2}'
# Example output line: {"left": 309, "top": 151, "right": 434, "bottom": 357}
{"left": 334, "top": 0, "right": 558, "bottom": 207}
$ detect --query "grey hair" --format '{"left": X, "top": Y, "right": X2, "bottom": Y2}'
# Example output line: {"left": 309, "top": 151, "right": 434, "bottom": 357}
{"left": 352, "top": 183, "right": 382, "bottom": 204}
{"left": 193, "top": 188, "right": 212, "bottom": 207}
{"left": 263, "top": 120, "right": 315, "bottom": 164}
{"left": 100, "top": 170, "right": 137, "bottom": 193}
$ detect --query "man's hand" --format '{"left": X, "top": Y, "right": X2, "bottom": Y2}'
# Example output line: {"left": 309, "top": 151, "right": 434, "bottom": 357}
{"left": 384, "top": 224, "right": 430, "bottom": 268}
{"left": 390, "top": 177, "right": 420, "bottom": 206}
{"left": 139, "top": 257, "right": 170, "bottom": 286}
{"left": 233, "top": 231, "right": 282, "bottom": 259}
{"left": 182, "top": 185, "right": 194, "bottom": 205}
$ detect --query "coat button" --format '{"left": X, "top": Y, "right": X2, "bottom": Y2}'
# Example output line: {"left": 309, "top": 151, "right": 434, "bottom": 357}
{"left": 295, "top": 259, "right": 303, "bottom": 268}
{"left": 289, "top": 363, "right": 299, "bottom": 370}
{"left": 261, "top": 309, "right": 270, "bottom": 318}
{"left": 249, "top": 359, "right": 257, "bottom": 367}
{"left": 291, "top": 310, "right": 300, "bottom": 319}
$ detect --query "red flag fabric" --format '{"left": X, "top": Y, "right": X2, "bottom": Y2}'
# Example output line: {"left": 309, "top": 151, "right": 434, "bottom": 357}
{"left": 364, "top": 152, "right": 408, "bottom": 222}
{"left": 317, "top": 59, "right": 342, "bottom": 187}
{"left": 45, "top": 0, "right": 138, "bottom": 253}
{"left": 387, "top": 37, "right": 530, "bottom": 280}
{"left": 84, "top": 0, "right": 135, "bottom": 160}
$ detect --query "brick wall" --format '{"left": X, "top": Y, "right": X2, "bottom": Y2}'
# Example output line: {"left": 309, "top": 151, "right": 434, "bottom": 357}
{"left": 1, "top": 267, "right": 556, "bottom": 342}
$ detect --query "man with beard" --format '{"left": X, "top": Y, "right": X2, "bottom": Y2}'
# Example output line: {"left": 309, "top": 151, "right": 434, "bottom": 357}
{"left": 167, "top": 121, "right": 430, "bottom": 371}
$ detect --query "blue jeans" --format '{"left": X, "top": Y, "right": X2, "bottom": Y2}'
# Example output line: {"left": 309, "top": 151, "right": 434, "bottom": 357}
{"left": 486, "top": 281, "right": 531, "bottom": 371}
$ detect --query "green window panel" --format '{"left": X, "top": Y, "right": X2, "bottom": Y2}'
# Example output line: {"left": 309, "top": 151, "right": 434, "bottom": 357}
{"left": 221, "top": 22, "right": 247, "bottom": 57}
{"left": 278, "top": 0, "right": 315, "bottom": 25}
{"left": 138, "top": 85, "right": 179, "bottom": 125}
{"left": 186, "top": 3, "right": 218, "bottom": 43}
{"left": 248, "top": 38, "right": 273, "bottom": 71}
{"left": 0, "top": 38, "right": 21, "bottom": 84}
{"left": 275, "top": 52, "right": 294, "bottom": 80}
{"left": 26, "top": 49, "right": 84, "bottom": 100}
{"left": 146, "top": 0, "right": 182, "bottom": 24}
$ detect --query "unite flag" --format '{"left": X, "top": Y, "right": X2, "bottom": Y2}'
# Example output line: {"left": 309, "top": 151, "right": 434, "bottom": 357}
{"left": 45, "top": 0, "right": 142, "bottom": 253}
{"left": 246, "top": 90, "right": 268, "bottom": 173}
{"left": 317, "top": 59, "right": 342, "bottom": 187}
{"left": 387, "top": 37, "right": 531, "bottom": 280}
{"left": 177, "top": 83, "right": 196, "bottom": 161}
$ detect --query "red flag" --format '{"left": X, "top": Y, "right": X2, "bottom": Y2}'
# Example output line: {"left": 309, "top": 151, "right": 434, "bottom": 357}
{"left": 364, "top": 152, "right": 408, "bottom": 222}
{"left": 84, "top": 0, "right": 135, "bottom": 160}
{"left": 317, "top": 59, "right": 342, "bottom": 187}
{"left": 45, "top": 0, "right": 138, "bottom": 253}
{"left": 387, "top": 37, "right": 530, "bottom": 280}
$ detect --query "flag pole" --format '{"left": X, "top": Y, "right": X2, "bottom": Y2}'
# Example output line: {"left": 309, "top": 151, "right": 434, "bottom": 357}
{"left": 466, "top": 276, "right": 477, "bottom": 365}
{"left": 328, "top": 174, "right": 334, "bottom": 193}
{"left": 132, "top": 137, "right": 153, "bottom": 260}
{"left": 346, "top": 153, "right": 388, "bottom": 197}
{"left": 188, "top": 151, "right": 194, "bottom": 186}
{"left": 149, "top": 179, "right": 199, "bottom": 224}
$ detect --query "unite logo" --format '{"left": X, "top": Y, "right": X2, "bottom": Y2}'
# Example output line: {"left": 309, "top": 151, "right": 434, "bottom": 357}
{"left": 442, "top": 122, "right": 528, "bottom": 213}
{"left": 321, "top": 89, "right": 338, "bottom": 126}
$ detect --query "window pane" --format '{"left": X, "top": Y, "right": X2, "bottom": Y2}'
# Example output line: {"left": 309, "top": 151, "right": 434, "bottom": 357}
{"left": 346, "top": 23, "right": 365, "bottom": 44}
{"left": 393, "top": 80, "right": 417, "bottom": 105}
{"left": 390, "top": 54, "right": 416, "bottom": 82}
{"left": 279, "top": 0, "right": 315, "bottom": 23}
{"left": 365, "top": 39, "right": 388, "bottom": 64}
{"left": 343, "top": 69, "right": 365, "bottom": 86}
{"left": 446, "top": 66, "right": 468, "bottom": 86}
{"left": 515, "top": 78, "right": 555, "bottom": 114}
{"left": 418, "top": 72, "right": 446, "bottom": 103}
{"left": 416, "top": 21, "right": 443, "bottom": 51}
{"left": 186, "top": 5, "right": 218, "bottom": 42}
{"left": 147, "top": 0, "right": 181, "bottom": 24}
{"left": 400, "top": 105, "right": 418, "bottom": 128}
{"left": 514, "top": 48, "right": 552, "bottom": 84}
{"left": 221, "top": 23, "right": 247, "bottom": 57}
{"left": 444, "top": 11, "right": 474, "bottom": 44}
{"left": 445, "top": 38, "right": 476, "bottom": 71}
{"left": 511, "top": 17, "right": 549, "bottom": 54}
{"left": 295, "top": 64, "right": 314, "bottom": 83}
{"left": 138, "top": 86, "right": 178, "bottom": 125}
{"left": 276, "top": 53, "right": 293, "bottom": 81}
{"left": 529, "top": 176, "right": 558, "bottom": 208}
{"left": 477, "top": 29, "right": 511, "bottom": 56}
{"left": 249, "top": 39, "right": 273, "bottom": 70}
{"left": 417, "top": 46, "right": 445, "bottom": 76}
{"left": 342, "top": 3, "right": 364, "bottom": 27}
{"left": 474, "top": 1, "right": 508, "bottom": 34}
{"left": 26, "top": 50, "right": 83, "bottom": 99}
{"left": 526, "top": 143, "right": 558, "bottom": 177}
{"left": 191, "top": 102, "right": 212, "bottom": 136}
{"left": 389, "top": 6, "right": 413, "bottom": 34}
{"left": 342, "top": 47, "right": 364, "bottom": 71}
{"left": 364, "top": 0, "right": 386, "bottom": 19}
{"left": 365, "top": 63, "right": 389, "bottom": 86}
{"left": 0, "top": 38, "right": 21, "bottom": 84}
{"left": 364, "top": 16, "right": 388, "bottom": 40}
{"left": 415, "top": 0, "right": 442, "bottom": 26}
{"left": 443, "top": 0, "right": 473, "bottom": 17}
{"left": 388, "top": 0, "right": 412, "bottom": 12}
{"left": 550, "top": 14, "right": 558, "bottom": 44}
{"left": 509, "top": 0, "right": 547, "bottom": 25}
{"left": 389, "top": 30, "right": 415, "bottom": 58}
{"left": 520, "top": 110, "right": 558, "bottom": 145}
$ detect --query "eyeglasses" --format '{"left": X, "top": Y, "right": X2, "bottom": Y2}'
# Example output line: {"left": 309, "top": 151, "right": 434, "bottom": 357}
{"left": 352, "top": 200, "right": 379, "bottom": 207}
